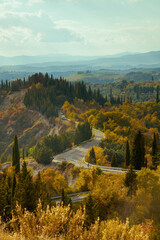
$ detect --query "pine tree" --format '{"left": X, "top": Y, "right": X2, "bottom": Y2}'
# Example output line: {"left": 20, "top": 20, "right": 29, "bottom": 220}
{"left": 131, "top": 130, "right": 145, "bottom": 170}
{"left": 125, "top": 140, "right": 130, "bottom": 168}
{"left": 12, "top": 134, "right": 20, "bottom": 173}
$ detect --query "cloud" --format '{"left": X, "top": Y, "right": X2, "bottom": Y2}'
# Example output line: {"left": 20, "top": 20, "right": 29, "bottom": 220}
{"left": 0, "top": 26, "right": 41, "bottom": 44}
{"left": 28, "top": 0, "right": 44, "bottom": 4}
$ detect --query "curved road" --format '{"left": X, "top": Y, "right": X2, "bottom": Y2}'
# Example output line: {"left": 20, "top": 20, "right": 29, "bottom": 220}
{"left": 53, "top": 129, "right": 126, "bottom": 174}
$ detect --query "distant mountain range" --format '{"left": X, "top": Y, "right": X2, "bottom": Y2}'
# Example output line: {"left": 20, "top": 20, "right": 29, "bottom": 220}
{"left": 0, "top": 51, "right": 160, "bottom": 80}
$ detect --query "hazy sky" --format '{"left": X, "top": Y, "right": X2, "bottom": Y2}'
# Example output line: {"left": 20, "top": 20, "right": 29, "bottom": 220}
{"left": 0, "top": 0, "right": 160, "bottom": 56}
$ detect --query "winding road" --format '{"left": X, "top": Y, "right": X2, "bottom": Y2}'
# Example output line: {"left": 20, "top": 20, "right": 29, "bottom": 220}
{"left": 53, "top": 129, "right": 126, "bottom": 174}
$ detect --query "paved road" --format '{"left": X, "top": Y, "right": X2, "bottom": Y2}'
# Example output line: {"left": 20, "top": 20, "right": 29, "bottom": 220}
{"left": 53, "top": 129, "right": 126, "bottom": 174}
{"left": 53, "top": 129, "right": 104, "bottom": 168}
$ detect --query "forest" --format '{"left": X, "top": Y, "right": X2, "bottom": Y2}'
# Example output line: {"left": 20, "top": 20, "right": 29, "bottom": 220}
{"left": 0, "top": 72, "right": 160, "bottom": 239}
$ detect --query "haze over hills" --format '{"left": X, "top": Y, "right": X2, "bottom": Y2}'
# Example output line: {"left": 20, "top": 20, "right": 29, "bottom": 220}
{"left": 0, "top": 51, "right": 160, "bottom": 81}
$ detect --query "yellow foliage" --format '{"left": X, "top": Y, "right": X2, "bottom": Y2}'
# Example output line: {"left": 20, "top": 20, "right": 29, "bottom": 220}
{"left": 85, "top": 146, "right": 108, "bottom": 166}
{"left": 41, "top": 168, "right": 68, "bottom": 195}
{"left": 100, "top": 218, "right": 150, "bottom": 240}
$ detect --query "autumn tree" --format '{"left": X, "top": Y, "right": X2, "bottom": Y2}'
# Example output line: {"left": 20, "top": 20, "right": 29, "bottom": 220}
{"left": 12, "top": 134, "right": 20, "bottom": 173}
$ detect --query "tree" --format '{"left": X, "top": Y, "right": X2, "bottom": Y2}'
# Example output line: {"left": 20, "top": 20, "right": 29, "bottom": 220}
{"left": 89, "top": 147, "right": 96, "bottom": 164}
{"left": 151, "top": 133, "right": 158, "bottom": 169}
{"left": 125, "top": 140, "right": 130, "bottom": 168}
{"left": 124, "top": 165, "right": 137, "bottom": 196}
{"left": 33, "top": 144, "right": 52, "bottom": 165}
{"left": 85, "top": 194, "right": 95, "bottom": 226}
{"left": 61, "top": 188, "right": 71, "bottom": 207}
{"left": 15, "top": 161, "right": 36, "bottom": 211}
{"left": 22, "top": 148, "right": 25, "bottom": 160}
{"left": 156, "top": 90, "right": 159, "bottom": 104}
{"left": 12, "top": 134, "right": 20, "bottom": 173}
{"left": 0, "top": 177, "right": 6, "bottom": 218}
{"left": 152, "top": 132, "right": 157, "bottom": 156}
{"left": 11, "top": 173, "right": 16, "bottom": 209}
{"left": 131, "top": 130, "right": 145, "bottom": 170}
{"left": 111, "top": 154, "right": 118, "bottom": 167}
{"left": 35, "top": 172, "right": 49, "bottom": 207}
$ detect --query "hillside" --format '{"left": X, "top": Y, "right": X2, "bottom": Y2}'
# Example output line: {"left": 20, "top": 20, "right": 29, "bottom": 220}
{"left": 0, "top": 88, "right": 76, "bottom": 159}
{"left": 0, "top": 51, "right": 160, "bottom": 81}
{"left": 0, "top": 89, "right": 51, "bottom": 157}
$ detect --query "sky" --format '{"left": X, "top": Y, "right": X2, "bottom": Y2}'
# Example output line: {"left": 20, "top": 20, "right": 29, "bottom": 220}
{"left": 0, "top": 0, "right": 160, "bottom": 57}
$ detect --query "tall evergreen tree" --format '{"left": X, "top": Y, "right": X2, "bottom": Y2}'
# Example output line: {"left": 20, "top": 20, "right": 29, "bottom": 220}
{"left": 0, "top": 177, "right": 6, "bottom": 218}
{"left": 85, "top": 194, "right": 95, "bottom": 226}
{"left": 89, "top": 147, "right": 96, "bottom": 164}
{"left": 15, "top": 161, "right": 36, "bottom": 211}
{"left": 125, "top": 140, "right": 130, "bottom": 168}
{"left": 152, "top": 132, "right": 157, "bottom": 156}
{"left": 22, "top": 148, "right": 25, "bottom": 160}
{"left": 12, "top": 134, "right": 20, "bottom": 173}
{"left": 124, "top": 165, "right": 137, "bottom": 197}
{"left": 131, "top": 130, "right": 145, "bottom": 170}
{"left": 151, "top": 133, "right": 158, "bottom": 169}
{"left": 111, "top": 154, "right": 118, "bottom": 167}
{"left": 35, "top": 172, "right": 49, "bottom": 207}
{"left": 11, "top": 173, "right": 16, "bottom": 209}
{"left": 156, "top": 90, "right": 159, "bottom": 104}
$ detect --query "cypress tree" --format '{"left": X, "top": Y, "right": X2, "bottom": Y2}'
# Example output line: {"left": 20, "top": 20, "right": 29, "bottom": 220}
{"left": 151, "top": 133, "right": 158, "bottom": 169}
{"left": 22, "top": 148, "right": 25, "bottom": 160}
{"left": 15, "top": 161, "right": 36, "bottom": 211}
{"left": 152, "top": 132, "right": 157, "bottom": 156}
{"left": 0, "top": 177, "right": 6, "bottom": 217}
{"left": 85, "top": 194, "right": 95, "bottom": 226}
{"left": 12, "top": 134, "right": 20, "bottom": 173}
{"left": 111, "top": 154, "right": 118, "bottom": 167}
{"left": 89, "top": 147, "right": 96, "bottom": 164}
{"left": 11, "top": 173, "right": 16, "bottom": 209}
{"left": 35, "top": 172, "right": 49, "bottom": 207}
{"left": 124, "top": 165, "right": 137, "bottom": 197}
{"left": 156, "top": 90, "right": 159, "bottom": 104}
{"left": 131, "top": 130, "right": 145, "bottom": 170}
{"left": 125, "top": 140, "right": 130, "bottom": 168}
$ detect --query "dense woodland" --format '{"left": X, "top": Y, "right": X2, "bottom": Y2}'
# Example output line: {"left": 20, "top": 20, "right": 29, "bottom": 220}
{"left": 23, "top": 73, "right": 106, "bottom": 117}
